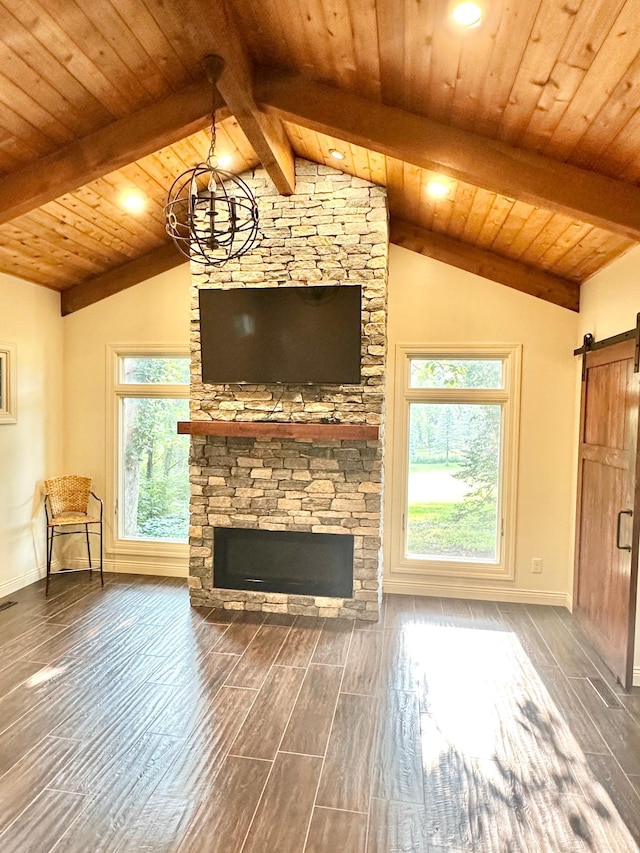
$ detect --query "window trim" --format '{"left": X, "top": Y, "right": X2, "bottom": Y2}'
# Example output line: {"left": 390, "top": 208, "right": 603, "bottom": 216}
{"left": 107, "top": 344, "right": 190, "bottom": 558}
{"left": 0, "top": 342, "right": 17, "bottom": 424}
{"left": 389, "top": 343, "right": 521, "bottom": 581}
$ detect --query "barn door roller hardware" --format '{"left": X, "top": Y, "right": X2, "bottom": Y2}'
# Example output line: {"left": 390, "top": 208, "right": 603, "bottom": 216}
{"left": 574, "top": 313, "right": 640, "bottom": 376}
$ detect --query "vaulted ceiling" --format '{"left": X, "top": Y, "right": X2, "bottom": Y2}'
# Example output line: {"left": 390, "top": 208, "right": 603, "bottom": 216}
{"left": 2, "top": 0, "right": 640, "bottom": 313}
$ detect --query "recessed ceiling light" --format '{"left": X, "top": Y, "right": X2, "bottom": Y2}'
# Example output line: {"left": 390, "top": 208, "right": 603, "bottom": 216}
{"left": 120, "top": 189, "right": 147, "bottom": 214}
{"left": 329, "top": 148, "right": 345, "bottom": 160}
{"left": 452, "top": 1, "right": 482, "bottom": 28}
{"left": 426, "top": 180, "right": 451, "bottom": 199}
{"left": 216, "top": 155, "right": 233, "bottom": 169}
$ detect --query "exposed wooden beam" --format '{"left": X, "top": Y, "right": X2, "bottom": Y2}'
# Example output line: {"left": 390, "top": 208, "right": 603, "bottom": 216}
{"left": 390, "top": 219, "right": 580, "bottom": 312}
{"left": 179, "top": 1, "right": 295, "bottom": 195}
{"left": 61, "top": 243, "right": 185, "bottom": 316}
{"left": 0, "top": 81, "right": 225, "bottom": 226}
{"left": 256, "top": 70, "right": 640, "bottom": 242}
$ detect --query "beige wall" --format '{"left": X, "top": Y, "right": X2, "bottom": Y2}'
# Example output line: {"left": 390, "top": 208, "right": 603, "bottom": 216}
{"left": 578, "top": 246, "right": 640, "bottom": 685}
{"left": 61, "top": 245, "right": 582, "bottom": 605}
{"left": 63, "top": 263, "right": 191, "bottom": 575}
{"left": 2, "top": 232, "right": 628, "bottom": 662}
{"left": 0, "top": 273, "right": 63, "bottom": 594}
{"left": 580, "top": 246, "right": 640, "bottom": 341}
{"left": 384, "top": 245, "right": 579, "bottom": 605}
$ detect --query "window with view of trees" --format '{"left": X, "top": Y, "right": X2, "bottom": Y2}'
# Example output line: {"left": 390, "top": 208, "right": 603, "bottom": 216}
{"left": 113, "top": 352, "right": 190, "bottom": 547}
{"left": 391, "top": 346, "right": 521, "bottom": 580}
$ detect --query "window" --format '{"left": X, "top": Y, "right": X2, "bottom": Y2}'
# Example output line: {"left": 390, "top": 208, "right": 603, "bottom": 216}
{"left": 390, "top": 345, "right": 521, "bottom": 580}
{"left": 109, "top": 347, "right": 190, "bottom": 554}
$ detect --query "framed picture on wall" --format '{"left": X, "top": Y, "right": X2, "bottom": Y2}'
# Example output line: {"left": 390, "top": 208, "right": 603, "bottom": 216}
{"left": 0, "top": 342, "right": 17, "bottom": 424}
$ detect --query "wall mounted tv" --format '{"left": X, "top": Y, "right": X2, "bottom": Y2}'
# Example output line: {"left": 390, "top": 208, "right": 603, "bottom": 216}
{"left": 198, "top": 285, "right": 362, "bottom": 385}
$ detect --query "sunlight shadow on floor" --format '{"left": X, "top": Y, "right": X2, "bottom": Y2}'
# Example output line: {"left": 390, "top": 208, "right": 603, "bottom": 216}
{"left": 398, "top": 616, "right": 638, "bottom": 852}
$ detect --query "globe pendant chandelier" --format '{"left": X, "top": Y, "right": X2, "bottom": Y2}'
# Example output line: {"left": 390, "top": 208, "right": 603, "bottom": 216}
{"left": 164, "top": 55, "right": 260, "bottom": 267}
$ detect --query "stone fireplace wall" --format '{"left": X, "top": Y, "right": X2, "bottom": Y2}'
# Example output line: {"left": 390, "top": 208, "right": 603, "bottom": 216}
{"left": 187, "top": 159, "right": 388, "bottom": 621}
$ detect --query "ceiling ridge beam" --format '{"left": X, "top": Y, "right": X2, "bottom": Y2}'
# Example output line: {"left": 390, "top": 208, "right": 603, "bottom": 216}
{"left": 61, "top": 243, "right": 184, "bottom": 316}
{"left": 255, "top": 70, "right": 640, "bottom": 243}
{"left": 180, "top": 1, "right": 295, "bottom": 194}
{"left": 390, "top": 218, "right": 580, "bottom": 312}
{"left": 0, "top": 80, "right": 225, "bottom": 226}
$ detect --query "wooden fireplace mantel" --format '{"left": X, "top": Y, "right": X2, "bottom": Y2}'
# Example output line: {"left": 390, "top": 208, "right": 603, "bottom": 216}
{"left": 177, "top": 421, "right": 379, "bottom": 440}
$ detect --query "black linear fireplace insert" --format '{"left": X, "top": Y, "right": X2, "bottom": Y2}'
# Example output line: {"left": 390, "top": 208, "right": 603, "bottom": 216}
{"left": 214, "top": 527, "right": 354, "bottom": 597}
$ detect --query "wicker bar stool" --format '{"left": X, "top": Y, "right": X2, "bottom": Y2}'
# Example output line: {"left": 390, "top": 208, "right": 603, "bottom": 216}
{"left": 44, "top": 475, "right": 104, "bottom": 596}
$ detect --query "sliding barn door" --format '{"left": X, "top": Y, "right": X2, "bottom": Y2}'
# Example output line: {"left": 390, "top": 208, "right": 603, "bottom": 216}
{"left": 574, "top": 340, "right": 640, "bottom": 688}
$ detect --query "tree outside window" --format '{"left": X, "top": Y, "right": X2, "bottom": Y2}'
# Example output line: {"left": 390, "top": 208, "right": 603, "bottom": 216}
{"left": 392, "top": 346, "right": 521, "bottom": 580}
{"left": 116, "top": 354, "right": 190, "bottom": 544}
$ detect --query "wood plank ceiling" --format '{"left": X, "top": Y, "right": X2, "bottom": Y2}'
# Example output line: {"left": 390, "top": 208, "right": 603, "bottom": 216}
{"left": 1, "top": 0, "right": 640, "bottom": 313}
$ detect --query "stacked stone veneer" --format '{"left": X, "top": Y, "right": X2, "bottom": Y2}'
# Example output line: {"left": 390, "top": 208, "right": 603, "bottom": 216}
{"left": 187, "top": 158, "right": 388, "bottom": 621}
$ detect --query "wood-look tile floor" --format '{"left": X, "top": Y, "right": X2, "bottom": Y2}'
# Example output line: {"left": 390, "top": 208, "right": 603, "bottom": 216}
{"left": 0, "top": 576, "right": 639, "bottom": 852}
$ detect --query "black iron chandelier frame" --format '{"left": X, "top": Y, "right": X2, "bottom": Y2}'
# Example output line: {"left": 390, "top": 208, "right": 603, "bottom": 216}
{"left": 164, "top": 55, "right": 260, "bottom": 267}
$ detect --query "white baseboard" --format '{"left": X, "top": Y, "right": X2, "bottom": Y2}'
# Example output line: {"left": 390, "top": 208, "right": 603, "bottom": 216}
{"left": 383, "top": 577, "right": 571, "bottom": 608}
{"left": 105, "top": 558, "right": 188, "bottom": 578}
{"left": 634, "top": 667, "right": 640, "bottom": 688}
{"left": 60, "top": 555, "right": 187, "bottom": 579}
{"left": 0, "top": 557, "right": 186, "bottom": 599}
{"left": 0, "top": 564, "right": 46, "bottom": 597}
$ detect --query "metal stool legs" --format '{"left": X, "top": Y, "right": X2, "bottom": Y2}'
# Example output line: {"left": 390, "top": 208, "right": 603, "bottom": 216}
{"left": 43, "top": 478, "right": 104, "bottom": 596}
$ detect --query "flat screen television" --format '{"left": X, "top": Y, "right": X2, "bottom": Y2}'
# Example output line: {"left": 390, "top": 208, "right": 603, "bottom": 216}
{"left": 198, "top": 285, "right": 362, "bottom": 384}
